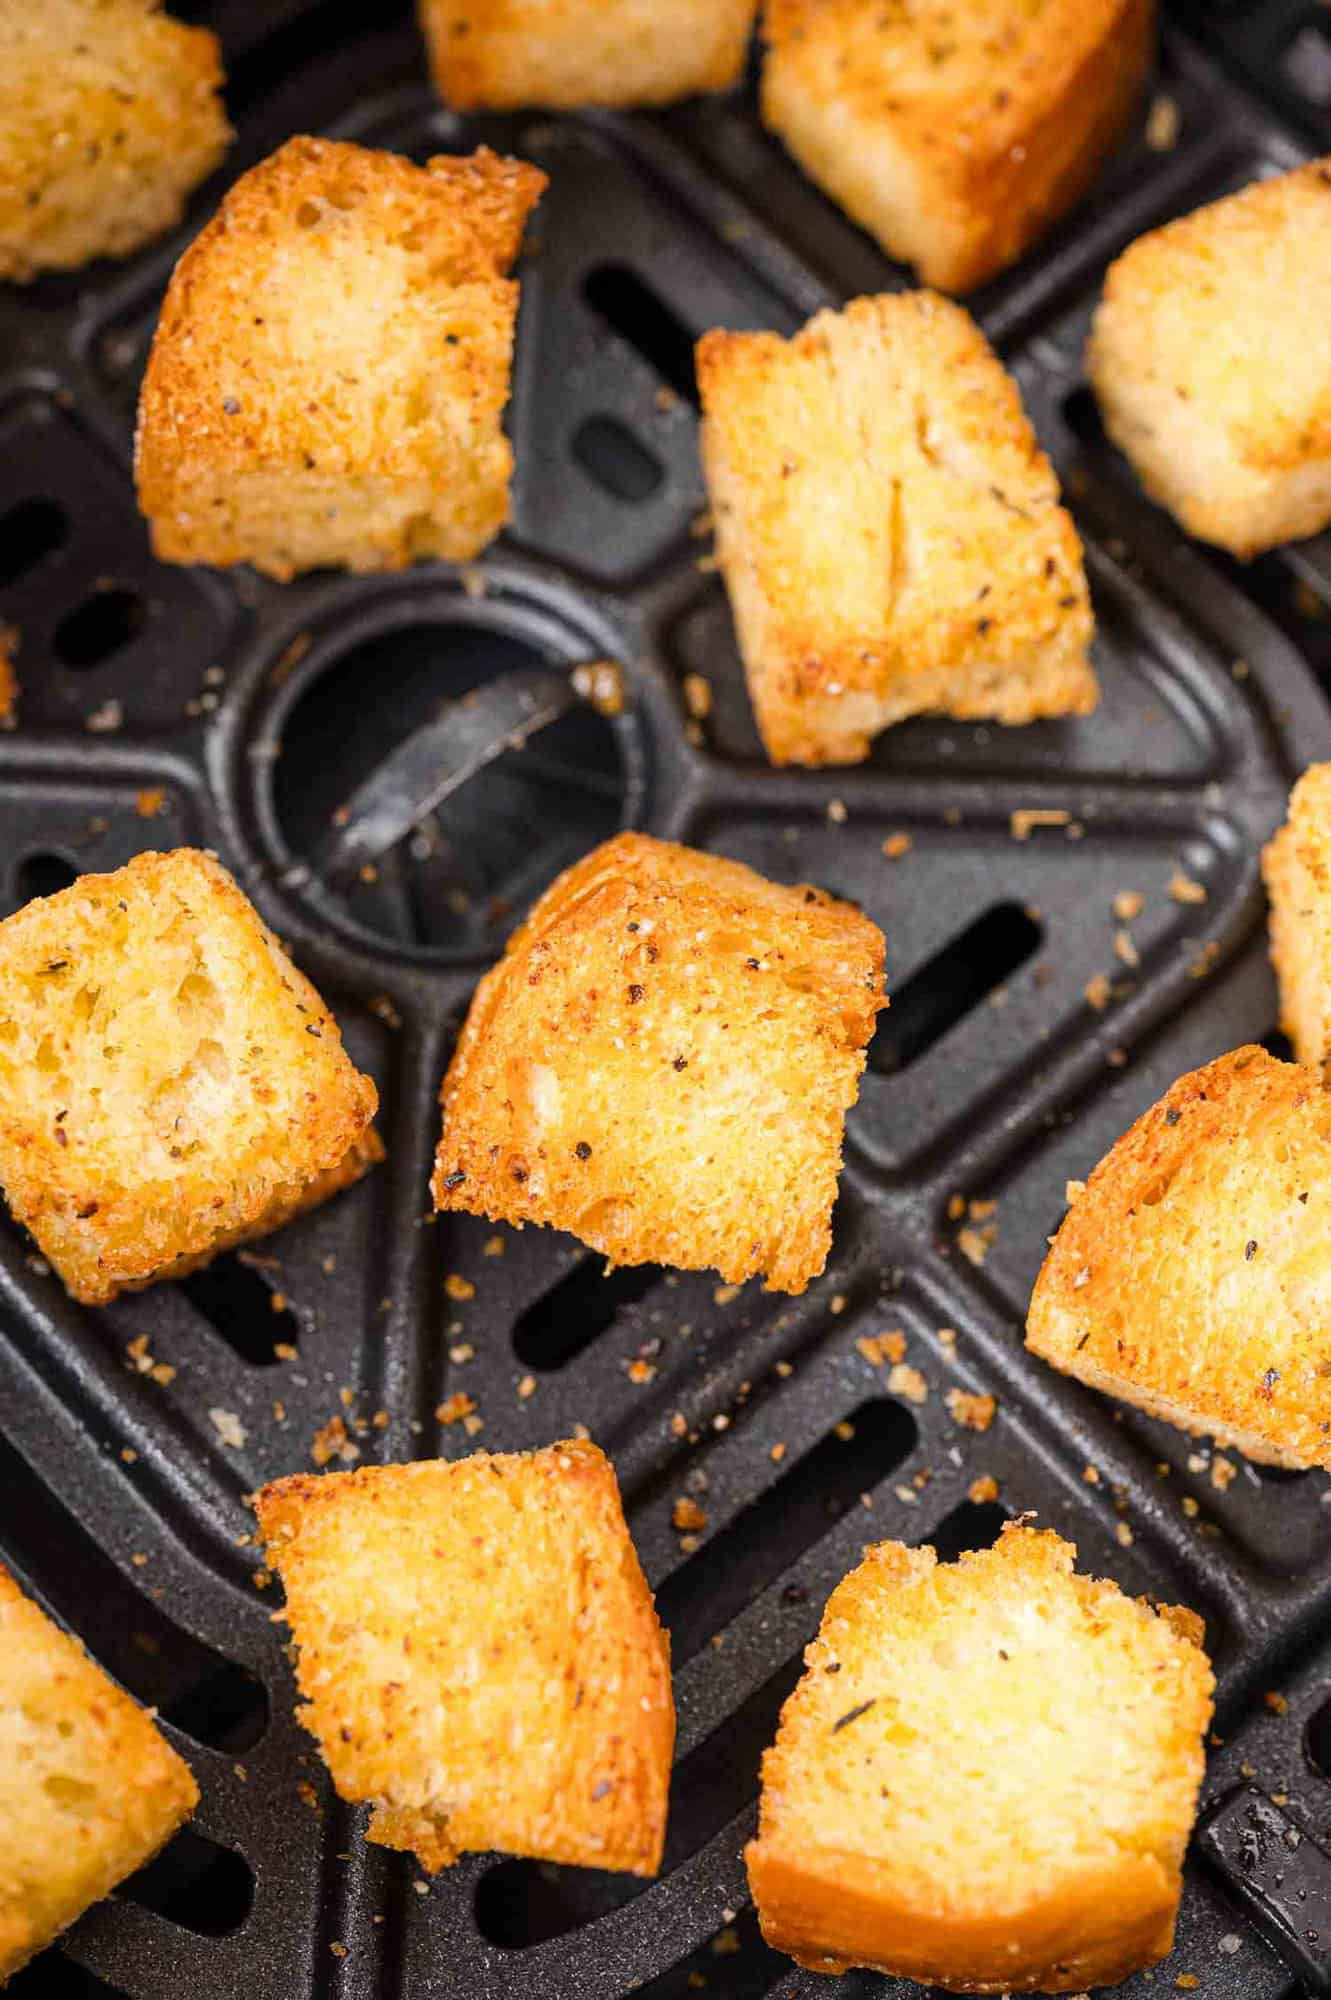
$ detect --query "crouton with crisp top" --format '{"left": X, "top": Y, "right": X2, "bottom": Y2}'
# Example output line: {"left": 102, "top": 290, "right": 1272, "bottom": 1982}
{"left": 419, "top": 0, "right": 759, "bottom": 110}
{"left": 1087, "top": 159, "right": 1331, "bottom": 557}
{"left": 1264, "top": 764, "right": 1331, "bottom": 1070}
{"left": 697, "top": 292, "right": 1097, "bottom": 766}
{"left": 256, "top": 1442, "right": 673, "bottom": 1875}
{"left": 432, "top": 832, "right": 886, "bottom": 1293}
{"left": 0, "top": 1564, "right": 198, "bottom": 1981}
{"left": 760, "top": 0, "right": 1153, "bottom": 294}
{"left": 746, "top": 1523, "right": 1213, "bottom": 1992}
{"left": 0, "top": 848, "right": 381, "bottom": 1304}
{"left": 1028, "top": 1045, "right": 1331, "bottom": 1468}
{"left": 0, "top": 0, "right": 230, "bottom": 284}
{"left": 135, "top": 136, "right": 545, "bottom": 578}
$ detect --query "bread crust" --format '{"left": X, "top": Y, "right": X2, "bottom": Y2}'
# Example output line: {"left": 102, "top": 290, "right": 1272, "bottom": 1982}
{"left": 1087, "top": 159, "right": 1331, "bottom": 557}
{"left": 0, "top": 848, "right": 380, "bottom": 1302}
{"left": 1028, "top": 1045, "right": 1331, "bottom": 1468}
{"left": 697, "top": 292, "right": 1096, "bottom": 765}
{"left": 1265, "top": 763, "right": 1331, "bottom": 1068}
{"left": 432, "top": 832, "right": 885, "bottom": 1291}
{"left": 0, "top": 0, "right": 230, "bottom": 283}
{"left": 136, "top": 136, "right": 545, "bottom": 577}
{"left": 256, "top": 1442, "right": 673, "bottom": 1876}
{"left": 746, "top": 1526, "right": 1212, "bottom": 1993}
{"left": 761, "top": 0, "right": 1153, "bottom": 294}
{"left": 420, "top": 0, "right": 758, "bottom": 109}
{"left": 0, "top": 1564, "right": 198, "bottom": 1981}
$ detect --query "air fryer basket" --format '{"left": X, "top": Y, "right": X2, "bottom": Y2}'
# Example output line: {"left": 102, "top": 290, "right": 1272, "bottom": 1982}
{"left": 4, "top": 4, "right": 1331, "bottom": 1996}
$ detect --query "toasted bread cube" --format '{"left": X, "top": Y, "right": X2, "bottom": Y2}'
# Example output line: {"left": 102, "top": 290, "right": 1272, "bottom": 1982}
{"left": 432, "top": 832, "right": 885, "bottom": 1292}
{"left": 0, "top": 1564, "right": 198, "bottom": 1980}
{"left": 419, "top": 0, "right": 758, "bottom": 109}
{"left": 1028, "top": 1046, "right": 1331, "bottom": 1469}
{"left": 1087, "top": 160, "right": 1331, "bottom": 557}
{"left": 0, "top": 848, "right": 381, "bottom": 1304}
{"left": 256, "top": 1442, "right": 673, "bottom": 1875}
{"left": 1266, "top": 765, "right": 1331, "bottom": 1069}
{"left": 761, "top": 0, "right": 1153, "bottom": 295}
{"left": 697, "top": 293, "right": 1097, "bottom": 766}
{"left": 0, "top": 0, "right": 230, "bottom": 285}
{"left": 135, "top": 136, "right": 546, "bottom": 579}
{"left": 746, "top": 1524, "right": 1212, "bottom": 1991}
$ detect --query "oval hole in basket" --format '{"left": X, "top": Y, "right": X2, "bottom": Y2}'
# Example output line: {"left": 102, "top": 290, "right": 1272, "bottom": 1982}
{"left": 119, "top": 1829, "right": 254, "bottom": 1936}
{"left": 54, "top": 588, "right": 146, "bottom": 669}
{"left": 512, "top": 1255, "right": 665, "bottom": 1371}
{"left": 179, "top": 1252, "right": 298, "bottom": 1367}
{"left": 869, "top": 901, "right": 1043, "bottom": 1075}
{"left": 582, "top": 263, "right": 700, "bottom": 407}
{"left": 1305, "top": 1699, "right": 1331, "bottom": 1780}
{"left": 474, "top": 1648, "right": 803, "bottom": 1949}
{"left": 654, "top": 1397, "right": 917, "bottom": 1665}
{"left": 0, "top": 498, "right": 69, "bottom": 586}
{"left": 15, "top": 850, "right": 79, "bottom": 903}
{"left": 571, "top": 414, "right": 663, "bottom": 503}
{"left": 0, "top": 1432, "right": 268, "bottom": 1752}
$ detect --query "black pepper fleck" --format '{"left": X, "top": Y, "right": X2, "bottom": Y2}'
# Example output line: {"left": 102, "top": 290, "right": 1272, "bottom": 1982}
{"left": 832, "top": 1699, "right": 876, "bottom": 1733}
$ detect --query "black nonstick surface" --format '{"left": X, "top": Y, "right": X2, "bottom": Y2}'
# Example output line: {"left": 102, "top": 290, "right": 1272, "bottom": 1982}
{"left": 4, "top": 5, "right": 1331, "bottom": 1996}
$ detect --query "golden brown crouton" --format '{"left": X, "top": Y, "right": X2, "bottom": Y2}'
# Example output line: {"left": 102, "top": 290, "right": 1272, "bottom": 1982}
{"left": 432, "top": 832, "right": 885, "bottom": 1292}
{"left": 1087, "top": 159, "right": 1331, "bottom": 557}
{"left": 419, "top": 0, "right": 758, "bottom": 109}
{"left": 0, "top": 1564, "right": 198, "bottom": 1981}
{"left": 760, "top": 0, "right": 1153, "bottom": 295}
{"left": 697, "top": 293, "right": 1097, "bottom": 766}
{"left": 0, "top": 848, "right": 380, "bottom": 1304}
{"left": 135, "top": 136, "right": 546, "bottom": 578}
{"left": 256, "top": 1442, "right": 673, "bottom": 1875}
{"left": 746, "top": 1524, "right": 1212, "bottom": 1992}
{"left": 1028, "top": 1046, "right": 1331, "bottom": 1469}
{"left": 0, "top": 0, "right": 230, "bottom": 284}
{"left": 1264, "top": 764, "right": 1331, "bottom": 1070}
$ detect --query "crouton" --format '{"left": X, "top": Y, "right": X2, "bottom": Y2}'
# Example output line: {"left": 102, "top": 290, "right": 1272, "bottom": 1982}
{"left": 431, "top": 831, "right": 885, "bottom": 1292}
{"left": 0, "top": 1564, "right": 198, "bottom": 1981}
{"left": 0, "top": 848, "right": 380, "bottom": 1304}
{"left": 0, "top": 0, "right": 230, "bottom": 284}
{"left": 135, "top": 136, "right": 546, "bottom": 578}
{"left": 1028, "top": 1046, "right": 1331, "bottom": 1469}
{"left": 419, "top": 0, "right": 758, "bottom": 110}
{"left": 697, "top": 293, "right": 1097, "bottom": 766}
{"left": 256, "top": 1442, "right": 673, "bottom": 1875}
{"left": 746, "top": 1523, "right": 1212, "bottom": 1991}
{"left": 760, "top": 0, "right": 1153, "bottom": 295}
{"left": 1264, "top": 764, "right": 1331, "bottom": 1071}
{"left": 1087, "top": 159, "right": 1331, "bottom": 557}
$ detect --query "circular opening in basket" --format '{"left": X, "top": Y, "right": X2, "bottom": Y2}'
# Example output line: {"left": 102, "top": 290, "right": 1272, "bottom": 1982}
{"left": 272, "top": 619, "right": 629, "bottom": 957}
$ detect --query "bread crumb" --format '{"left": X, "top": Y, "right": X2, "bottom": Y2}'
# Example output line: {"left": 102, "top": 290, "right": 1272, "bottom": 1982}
{"left": 1146, "top": 94, "right": 1180, "bottom": 151}
{"left": 1113, "top": 928, "right": 1139, "bottom": 968}
{"left": 1011, "top": 808, "right": 1070, "bottom": 841}
{"left": 857, "top": 1329, "right": 907, "bottom": 1367}
{"left": 1083, "top": 1464, "right": 1101, "bottom": 1485}
{"left": 135, "top": 788, "right": 166, "bottom": 819}
{"left": 947, "top": 1193, "right": 966, "bottom": 1221}
{"left": 462, "top": 1413, "right": 485, "bottom": 1436}
{"left": 1112, "top": 889, "right": 1144, "bottom": 921}
{"left": 444, "top": 1273, "right": 476, "bottom": 1301}
{"left": 627, "top": 1357, "right": 657, "bottom": 1385}
{"left": 448, "top": 1343, "right": 475, "bottom": 1364}
{"left": 834, "top": 1420, "right": 856, "bottom": 1441}
{"left": 1114, "top": 1521, "right": 1134, "bottom": 1547}
{"left": 887, "top": 1362, "right": 928, "bottom": 1404}
{"left": 826, "top": 798, "right": 848, "bottom": 824}
{"left": 209, "top": 1407, "right": 246, "bottom": 1449}
{"left": 482, "top": 1234, "right": 505, "bottom": 1257}
{"left": 945, "top": 1388, "right": 996, "bottom": 1432}
{"left": 1263, "top": 1690, "right": 1288, "bottom": 1715}
{"left": 882, "top": 832, "right": 912, "bottom": 859}
{"left": 1065, "top": 1179, "right": 1087, "bottom": 1206}
{"left": 683, "top": 673, "right": 713, "bottom": 719}
{"left": 713, "top": 1284, "right": 741, "bottom": 1306}
{"left": 936, "top": 1326, "right": 957, "bottom": 1352}
{"left": 571, "top": 659, "right": 625, "bottom": 717}
{"left": 1169, "top": 871, "right": 1207, "bottom": 905}
{"left": 957, "top": 1225, "right": 995, "bottom": 1266}
{"left": 436, "top": 1392, "right": 477, "bottom": 1425}
{"left": 1181, "top": 1495, "right": 1199, "bottom": 1519}
{"left": 672, "top": 1497, "right": 707, "bottom": 1534}
{"left": 1174, "top": 1978, "right": 1199, "bottom": 1993}
{"left": 1210, "top": 1455, "right": 1236, "bottom": 1492}
{"left": 968, "top": 1475, "right": 999, "bottom": 1504}
{"left": 770, "top": 1441, "right": 787, "bottom": 1462}
{"left": 1084, "top": 972, "right": 1112, "bottom": 1011}
{"left": 311, "top": 1415, "right": 358, "bottom": 1465}
{"left": 517, "top": 1374, "right": 537, "bottom": 1400}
